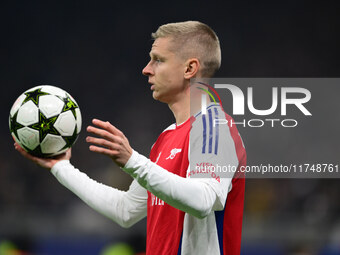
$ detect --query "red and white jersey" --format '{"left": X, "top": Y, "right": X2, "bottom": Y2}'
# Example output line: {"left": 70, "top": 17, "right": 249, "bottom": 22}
{"left": 50, "top": 103, "right": 246, "bottom": 255}
{"left": 147, "top": 103, "right": 246, "bottom": 255}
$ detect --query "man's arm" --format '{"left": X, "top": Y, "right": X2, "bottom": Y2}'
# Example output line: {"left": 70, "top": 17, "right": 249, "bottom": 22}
{"left": 122, "top": 150, "right": 230, "bottom": 219}
{"left": 87, "top": 118, "right": 239, "bottom": 219}
{"left": 51, "top": 160, "right": 147, "bottom": 228}
{"left": 14, "top": 143, "right": 147, "bottom": 228}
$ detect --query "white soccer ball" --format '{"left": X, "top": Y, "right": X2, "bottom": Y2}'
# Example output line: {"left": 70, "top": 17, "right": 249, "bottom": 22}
{"left": 9, "top": 85, "right": 82, "bottom": 157}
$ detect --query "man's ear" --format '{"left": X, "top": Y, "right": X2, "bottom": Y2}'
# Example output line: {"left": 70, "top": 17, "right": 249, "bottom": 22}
{"left": 184, "top": 58, "right": 200, "bottom": 79}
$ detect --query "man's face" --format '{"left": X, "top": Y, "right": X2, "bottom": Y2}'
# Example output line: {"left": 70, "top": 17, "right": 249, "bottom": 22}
{"left": 142, "top": 37, "right": 188, "bottom": 104}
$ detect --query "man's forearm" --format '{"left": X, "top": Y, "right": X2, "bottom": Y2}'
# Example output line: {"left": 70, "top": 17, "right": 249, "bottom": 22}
{"left": 51, "top": 160, "right": 147, "bottom": 228}
{"left": 123, "top": 150, "right": 230, "bottom": 218}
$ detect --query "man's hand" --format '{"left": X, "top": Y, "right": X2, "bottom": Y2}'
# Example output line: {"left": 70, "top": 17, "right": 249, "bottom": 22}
{"left": 86, "top": 119, "right": 133, "bottom": 167}
{"left": 14, "top": 142, "right": 71, "bottom": 170}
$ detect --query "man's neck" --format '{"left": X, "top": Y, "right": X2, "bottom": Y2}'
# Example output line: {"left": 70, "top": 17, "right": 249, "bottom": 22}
{"left": 168, "top": 93, "right": 190, "bottom": 125}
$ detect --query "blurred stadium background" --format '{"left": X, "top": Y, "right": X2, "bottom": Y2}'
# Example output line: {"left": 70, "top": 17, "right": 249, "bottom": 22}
{"left": 1, "top": 1, "right": 339, "bottom": 254}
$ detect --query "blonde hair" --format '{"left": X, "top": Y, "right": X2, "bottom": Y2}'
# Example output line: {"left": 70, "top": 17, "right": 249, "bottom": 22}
{"left": 151, "top": 21, "right": 221, "bottom": 77}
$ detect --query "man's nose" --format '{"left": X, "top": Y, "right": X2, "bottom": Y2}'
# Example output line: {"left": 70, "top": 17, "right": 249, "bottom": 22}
{"left": 142, "top": 61, "right": 153, "bottom": 76}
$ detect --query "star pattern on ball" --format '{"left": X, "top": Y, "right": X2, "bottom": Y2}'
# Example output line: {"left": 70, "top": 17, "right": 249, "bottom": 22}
{"left": 62, "top": 127, "right": 79, "bottom": 151}
{"left": 22, "top": 88, "right": 49, "bottom": 106}
{"left": 22, "top": 143, "right": 47, "bottom": 158}
{"left": 30, "top": 112, "right": 59, "bottom": 142}
{"left": 61, "top": 95, "right": 78, "bottom": 118}
{"left": 9, "top": 111, "right": 24, "bottom": 139}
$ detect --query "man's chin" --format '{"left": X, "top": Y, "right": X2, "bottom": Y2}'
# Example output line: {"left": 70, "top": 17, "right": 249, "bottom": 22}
{"left": 152, "top": 91, "right": 158, "bottom": 100}
{"left": 152, "top": 91, "right": 161, "bottom": 100}
{"left": 152, "top": 91, "right": 167, "bottom": 103}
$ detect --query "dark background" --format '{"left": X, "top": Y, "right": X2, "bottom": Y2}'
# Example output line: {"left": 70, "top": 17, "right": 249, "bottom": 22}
{"left": 0, "top": 1, "right": 339, "bottom": 254}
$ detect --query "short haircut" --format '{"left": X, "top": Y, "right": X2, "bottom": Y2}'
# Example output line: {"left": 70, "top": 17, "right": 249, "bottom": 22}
{"left": 151, "top": 21, "right": 221, "bottom": 78}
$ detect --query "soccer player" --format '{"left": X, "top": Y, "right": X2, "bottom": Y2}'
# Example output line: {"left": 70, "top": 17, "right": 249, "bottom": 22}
{"left": 14, "top": 21, "right": 246, "bottom": 255}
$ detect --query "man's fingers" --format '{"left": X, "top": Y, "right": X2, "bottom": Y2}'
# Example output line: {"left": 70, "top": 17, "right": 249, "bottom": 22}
{"left": 86, "top": 136, "right": 119, "bottom": 150}
{"left": 87, "top": 118, "right": 132, "bottom": 167}
{"left": 89, "top": 145, "right": 119, "bottom": 157}
{"left": 15, "top": 143, "right": 35, "bottom": 160}
{"left": 14, "top": 143, "right": 44, "bottom": 165}
{"left": 14, "top": 142, "right": 71, "bottom": 169}
{"left": 87, "top": 126, "right": 123, "bottom": 145}
{"left": 92, "top": 119, "right": 123, "bottom": 136}
{"left": 87, "top": 125, "right": 115, "bottom": 141}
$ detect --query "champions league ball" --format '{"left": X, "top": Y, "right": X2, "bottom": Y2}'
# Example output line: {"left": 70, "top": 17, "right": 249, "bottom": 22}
{"left": 9, "top": 85, "right": 82, "bottom": 158}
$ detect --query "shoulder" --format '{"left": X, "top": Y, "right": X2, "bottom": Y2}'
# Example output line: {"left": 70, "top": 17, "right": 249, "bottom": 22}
{"left": 161, "top": 123, "right": 176, "bottom": 133}
{"left": 191, "top": 103, "right": 231, "bottom": 138}
{"left": 193, "top": 103, "right": 227, "bottom": 124}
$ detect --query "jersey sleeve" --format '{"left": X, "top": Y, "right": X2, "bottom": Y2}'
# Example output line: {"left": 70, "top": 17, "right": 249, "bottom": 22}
{"left": 123, "top": 150, "right": 218, "bottom": 218}
{"left": 189, "top": 105, "right": 239, "bottom": 210}
{"left": 51, "top": 160, "right": 148, "bottom": 228}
